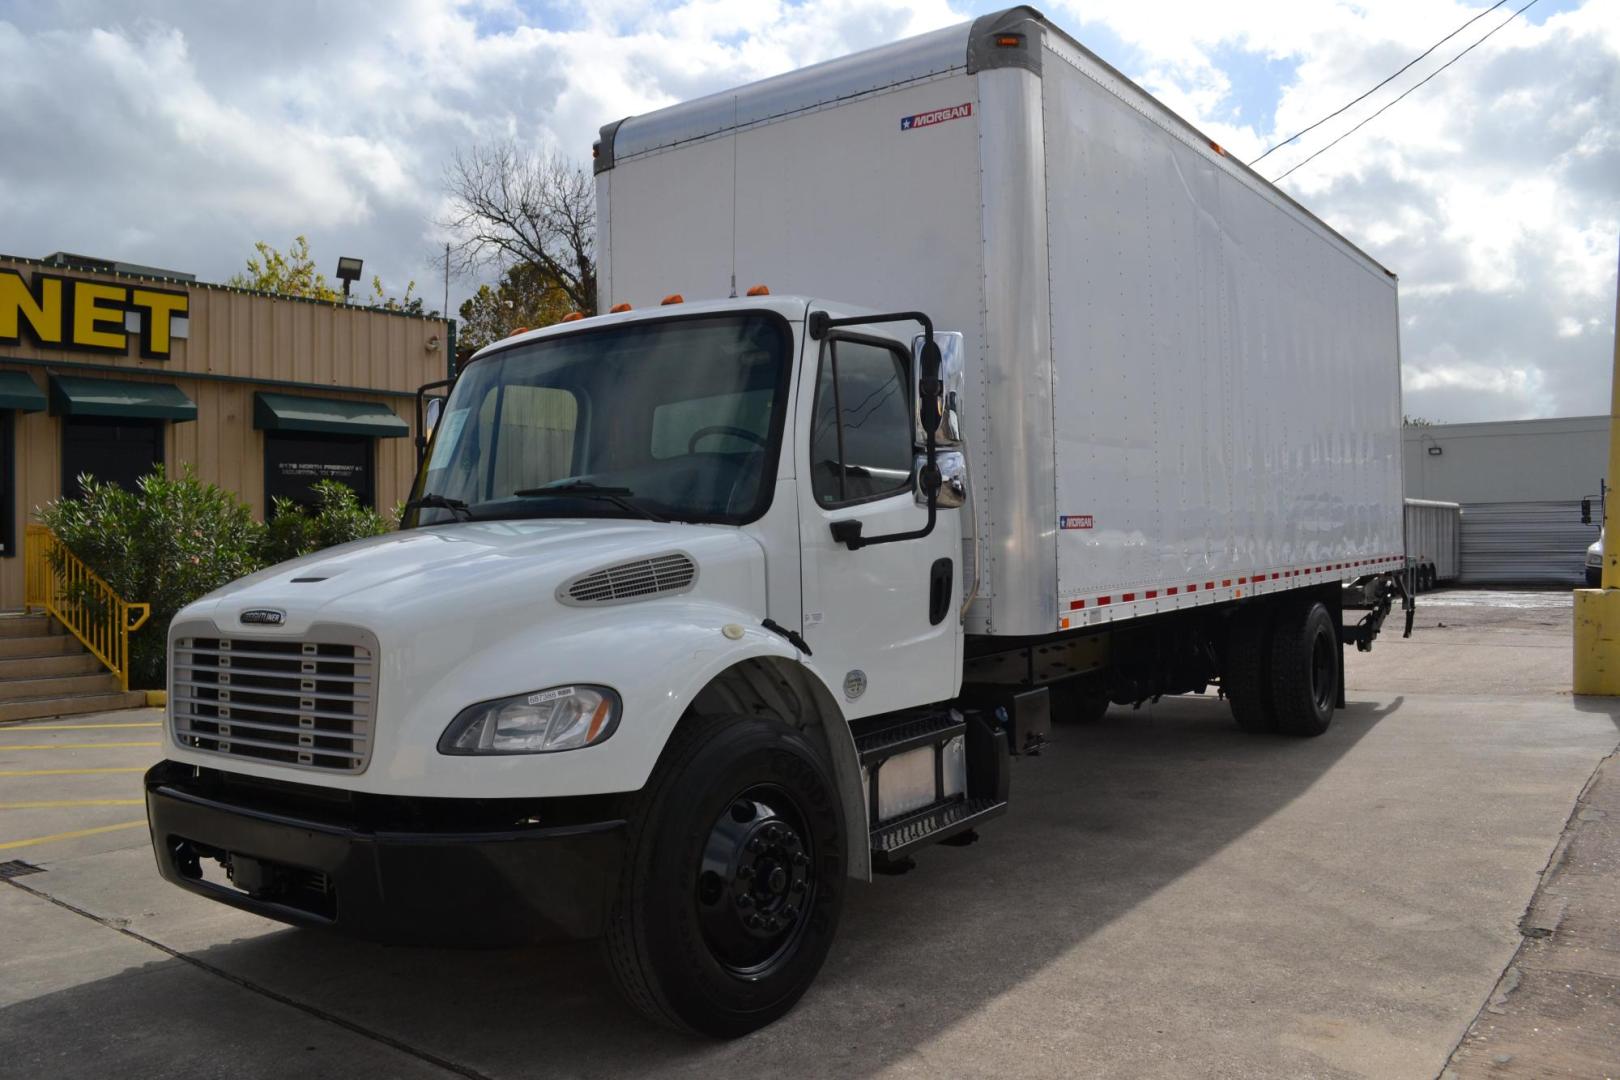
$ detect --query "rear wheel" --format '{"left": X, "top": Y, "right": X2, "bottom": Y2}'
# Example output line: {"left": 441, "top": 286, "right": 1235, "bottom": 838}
{"left": 603, "top": 714, "right": 845, "bottom": 1037}
{"left": 1226, "top": 605, "right": 1277, "bottom": 733}
{"left": 1269, "top": 601, "right": 1339, "bottom": 736}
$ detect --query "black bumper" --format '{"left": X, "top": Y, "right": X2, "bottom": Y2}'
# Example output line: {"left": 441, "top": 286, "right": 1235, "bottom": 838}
{"left": 145, "top": 761, "right": 625, "bottom": 945}
{"left": 1589, "top": 566, "right": 1604, "bottom": 588}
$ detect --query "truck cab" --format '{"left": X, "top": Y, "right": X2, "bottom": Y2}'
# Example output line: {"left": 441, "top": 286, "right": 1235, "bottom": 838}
{"left": 147, "top": 295, "right": 981, "bottom": 1036}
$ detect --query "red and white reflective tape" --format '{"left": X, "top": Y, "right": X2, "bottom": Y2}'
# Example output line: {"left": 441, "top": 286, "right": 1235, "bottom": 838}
{"left": 1060, "top": 555, "right": 1407, "bottom": 618}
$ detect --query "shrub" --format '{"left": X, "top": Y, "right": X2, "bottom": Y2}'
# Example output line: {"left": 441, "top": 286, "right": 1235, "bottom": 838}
{"left": 259, "top": 480, "right": 392, "bottom": 566}
{"left": 38, "top": 467, "right": 265, "bottom": 690}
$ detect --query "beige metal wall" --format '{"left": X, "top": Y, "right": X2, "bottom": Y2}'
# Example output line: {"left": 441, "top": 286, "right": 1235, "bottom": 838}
{"left": 0, "top": 255, "right": 450, "bottom": 609}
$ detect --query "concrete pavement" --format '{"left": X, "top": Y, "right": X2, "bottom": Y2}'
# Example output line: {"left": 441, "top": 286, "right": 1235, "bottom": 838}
{"left": 1, "top": 589, "right": 1616, "bottom": 1078}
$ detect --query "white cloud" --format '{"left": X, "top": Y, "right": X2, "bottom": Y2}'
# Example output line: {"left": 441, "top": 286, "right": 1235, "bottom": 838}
{"left": 0, "top": 0, "right": 1612, "bottom": 422}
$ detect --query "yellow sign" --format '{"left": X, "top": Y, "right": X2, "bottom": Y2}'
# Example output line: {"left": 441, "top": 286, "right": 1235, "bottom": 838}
{"left": 0, "top": 268, "right": 189, "bottom": 360}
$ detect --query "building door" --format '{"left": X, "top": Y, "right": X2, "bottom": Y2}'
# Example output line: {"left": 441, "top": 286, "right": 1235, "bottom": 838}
{"left": 263, "top": 431, "right": 374, "bottom": 512}
{"left": 61, "top": 417, "right": 164, "bottom": 499}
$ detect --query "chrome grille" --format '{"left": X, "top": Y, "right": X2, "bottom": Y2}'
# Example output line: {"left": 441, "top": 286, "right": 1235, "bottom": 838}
{"left": 171, "top": 632, "right": 375, "bottom": 773}
{"left": 562, "top": 552, "right": 697, "bottom": 605}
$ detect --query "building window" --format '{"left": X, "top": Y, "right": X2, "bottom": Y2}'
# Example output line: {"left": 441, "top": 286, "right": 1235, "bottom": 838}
{"left": 0, "top": 411, "right": 14, "bottom": 558}
{"left": 61, "top": 417, "right": 164, "bottom": 500}
{"left": 263, "top": 431, "right": 375, "bottom": 513}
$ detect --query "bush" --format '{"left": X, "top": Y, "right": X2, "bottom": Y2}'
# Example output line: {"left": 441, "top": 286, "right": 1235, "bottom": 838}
{"left": 38, "top": 468, "right": 266, "bottom": 690}
{"left": 260, "top": 480, "right": 392, "bottom": 566}
{"left": 38, "top": 473, "right": 393, "bottom": 690}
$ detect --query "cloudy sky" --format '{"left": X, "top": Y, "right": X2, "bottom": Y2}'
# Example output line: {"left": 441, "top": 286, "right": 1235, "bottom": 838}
{"left": 0, "top": 0, "right": 1615, "bottom": 422}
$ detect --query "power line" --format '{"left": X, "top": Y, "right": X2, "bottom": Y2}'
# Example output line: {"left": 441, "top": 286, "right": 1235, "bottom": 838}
{"left": 1270, "top": 0, "right": 1542, "bottom": 184}
{"left": 1252, "top": 0, "right": 1507, "bottom": 166}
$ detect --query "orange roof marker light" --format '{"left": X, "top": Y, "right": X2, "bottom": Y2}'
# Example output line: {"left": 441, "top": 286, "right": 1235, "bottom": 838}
{"left": 560, "top": 312, "right": 585, "bottom": 323}
{"left": 609, "top": 302, "right": 632, "bottom": 313}
{"left": 746, "top": 284, "right": 771, "bottom": 296}
{"left": 506, "top": 326, "right": 530, "bottom": 337}
{"left": 660, "top": 294, "right": 684, "bottom": 306}
{"left": 995, "top": 34, "right": 1023, "bottom": 47}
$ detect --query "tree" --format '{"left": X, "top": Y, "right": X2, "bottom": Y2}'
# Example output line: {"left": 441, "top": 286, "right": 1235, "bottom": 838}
{"left": 226, "top": 235, "right": 339, "bottom": 301}
{"left": 368, "top": 275, "right": 426, "bottom": 316}
{"left": 457, "top": 262, "right": 575, "bottom": 358}
{"left": 441, "top": 142, "right": 596, "bottom": 313}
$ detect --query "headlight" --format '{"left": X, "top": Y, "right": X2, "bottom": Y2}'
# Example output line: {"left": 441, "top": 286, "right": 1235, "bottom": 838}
{"left": 438, "top": 685, "right": 621, "bottom": 755}
{"left": 1589, "top": 552, "right": 1604, "bottom": 567}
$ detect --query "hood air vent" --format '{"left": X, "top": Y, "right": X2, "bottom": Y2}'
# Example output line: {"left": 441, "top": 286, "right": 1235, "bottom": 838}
{"left": 561, "top": 552, "right": 697, "bottom": 606}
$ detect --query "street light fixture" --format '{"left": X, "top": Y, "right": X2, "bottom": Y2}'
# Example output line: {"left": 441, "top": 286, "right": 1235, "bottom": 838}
{"left": 335, "top": 256, "right": 363, "bottom": 302}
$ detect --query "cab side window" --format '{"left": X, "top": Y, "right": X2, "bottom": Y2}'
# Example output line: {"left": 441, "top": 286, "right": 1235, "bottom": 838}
{"left": 809, "top": 338, "right": 913, "bottom": 507}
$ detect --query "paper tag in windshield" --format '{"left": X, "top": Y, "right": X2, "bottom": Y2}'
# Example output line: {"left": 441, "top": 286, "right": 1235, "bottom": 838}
{"left": 427, "top": 407, "right": 469, "bottom": 471}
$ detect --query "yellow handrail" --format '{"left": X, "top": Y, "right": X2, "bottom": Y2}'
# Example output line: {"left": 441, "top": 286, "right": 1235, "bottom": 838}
{"left": 24, "top": 524, "right": 150, "bottom": 693}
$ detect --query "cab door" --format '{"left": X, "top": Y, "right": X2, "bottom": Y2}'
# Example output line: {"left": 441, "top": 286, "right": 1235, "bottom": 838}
{"left": 795, "top": 325, "right": 962, "bottom": 719}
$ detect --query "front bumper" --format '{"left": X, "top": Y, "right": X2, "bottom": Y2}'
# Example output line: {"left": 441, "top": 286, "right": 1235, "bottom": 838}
{"left": 145, "top": 761, "right": 625, "bottom": 945}
{"left": 1589, "top": 566, "right": 1604, "bottom": 588}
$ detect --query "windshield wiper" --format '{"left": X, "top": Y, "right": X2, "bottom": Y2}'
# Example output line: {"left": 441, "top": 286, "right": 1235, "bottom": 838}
{"left": 511, "top": 482, "right": 668, "bottom": 523}
{"left": 404, "top": 492, "right": 473, "bottom": 521}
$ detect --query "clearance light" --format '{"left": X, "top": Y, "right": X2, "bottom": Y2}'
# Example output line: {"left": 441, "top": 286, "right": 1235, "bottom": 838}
{"left": 746, "top": 284, "right": 771, "bottom": 296}
{"left": 506, "top": 326, "right": 530, "bottom": 337}
{"left": 661, "top": 293, "right": 684, "bottom": 305}
{"left": 561, "top": 312, "right": 585, "bottom": 322}
{"left": 1209, "top": 140, "right": 1227, "bottom": 156}
{"left": 610, "top": 302, "right": 632, "bottom": 313}
{"left": 996, "top": 34, "right": 1023, "bottom": 47}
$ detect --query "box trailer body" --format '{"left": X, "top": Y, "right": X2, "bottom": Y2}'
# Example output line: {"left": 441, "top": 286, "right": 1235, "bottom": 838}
{"left": 145, "top": 7, "right": 1412, "bottom": 1039}
{"left": 1404, "top": 498, "right": 1462, "bottom": 586}
{"left": 597, "top": 8, "right": 1406, "bottom": 639}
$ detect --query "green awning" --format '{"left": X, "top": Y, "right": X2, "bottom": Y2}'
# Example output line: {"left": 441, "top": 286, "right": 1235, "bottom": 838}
{"left": 0, "top": 371, "right": 46, "bottom": 413}
{"left": 49, "top": 374, "right": 197, "bottom": 421}
{"left": 253, "top": 392, "right": 408, "bottom": 438}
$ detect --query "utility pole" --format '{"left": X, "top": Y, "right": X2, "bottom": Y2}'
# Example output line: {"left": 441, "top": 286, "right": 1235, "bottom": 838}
{"left": 1574, "top": 234, "right": 1620, "bottom": 694}
{"left": 443, "top": 243, "right": 450, "bottom": 319}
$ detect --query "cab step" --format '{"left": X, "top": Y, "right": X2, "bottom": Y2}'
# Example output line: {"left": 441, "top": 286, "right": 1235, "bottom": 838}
{"left": 872, "top": 797, "right": 1008, "bottom": 869}
{"left": 855, "top": 709, "right": 964, "bottom": 765}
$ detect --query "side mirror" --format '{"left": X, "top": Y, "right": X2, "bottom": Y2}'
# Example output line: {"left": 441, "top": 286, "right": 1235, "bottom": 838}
{"left": 1582, "top": 497, "right": 1592, "bottom": 525}
{"left": 915, "top": 449, "right": 968, "bottom": 509}
{"left": 912, "top": 331, "right": 966, "bottom": 447}
{"left": 424, "top": 396, "right": 445, "bottom": 438}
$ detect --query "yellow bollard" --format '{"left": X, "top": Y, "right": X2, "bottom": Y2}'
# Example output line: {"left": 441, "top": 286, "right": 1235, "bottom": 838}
{"left": 1574, "top": 237, "right": 1620, "bottom": 696}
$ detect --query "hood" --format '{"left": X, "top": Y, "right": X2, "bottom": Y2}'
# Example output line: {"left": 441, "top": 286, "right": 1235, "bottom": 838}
{"left": 180, "top": 518, "right": 768, "bottom": 638}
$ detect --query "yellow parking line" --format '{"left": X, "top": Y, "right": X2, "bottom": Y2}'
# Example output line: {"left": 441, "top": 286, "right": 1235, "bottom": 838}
{"left": 0, "top": 721, "right": 161, "bottom": 731}
{"left": 0, "top": 820, "right": 147, "bottom": 851}
{"left": 0, "top": 799, "right": 144, "bottom": 810}
{"left": 0, "top": 742, "right": 161, "bottom": 750}
{"left": 0, "top": 767, "right": 148, "bottom": 777}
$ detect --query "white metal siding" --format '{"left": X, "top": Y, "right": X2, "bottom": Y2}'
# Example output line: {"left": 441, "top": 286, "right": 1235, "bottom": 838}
{"left": 1041, "top": 42, "right": 1404, "bottom": 627}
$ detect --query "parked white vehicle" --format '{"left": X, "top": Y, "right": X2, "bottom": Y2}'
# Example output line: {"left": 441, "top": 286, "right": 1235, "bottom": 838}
{"left": 146, "top": 8, "right": 1409, "bottom": 1037}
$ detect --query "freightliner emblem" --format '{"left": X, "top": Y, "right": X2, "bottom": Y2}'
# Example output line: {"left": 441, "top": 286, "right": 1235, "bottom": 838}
{"left": 240, "top": 609, "right": 286, "bottom": 626}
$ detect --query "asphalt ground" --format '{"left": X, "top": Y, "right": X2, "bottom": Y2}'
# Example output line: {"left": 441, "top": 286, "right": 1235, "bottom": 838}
{"left": 0, "top": 588, "right": 1616, "bottom": 1079}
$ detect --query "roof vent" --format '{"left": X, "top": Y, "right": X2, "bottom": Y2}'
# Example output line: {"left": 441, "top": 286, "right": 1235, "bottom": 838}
{"left": 561, "top": 552, "right": 697, "bottom": 606}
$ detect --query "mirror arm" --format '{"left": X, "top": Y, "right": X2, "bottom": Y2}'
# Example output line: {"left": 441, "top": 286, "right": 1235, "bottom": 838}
{"left": 413, "top": 377, "right": 455, "bottom": 470}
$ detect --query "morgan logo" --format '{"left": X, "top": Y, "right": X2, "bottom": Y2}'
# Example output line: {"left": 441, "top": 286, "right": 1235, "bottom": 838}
{"left": 239, "top": 609, "right": 285, "bottom": 626}
{"left": 1060, "top": 515, "right": 1094, "bottom": 530}
{"left": 900, "top": 102, "right": 972, "bottom": 131}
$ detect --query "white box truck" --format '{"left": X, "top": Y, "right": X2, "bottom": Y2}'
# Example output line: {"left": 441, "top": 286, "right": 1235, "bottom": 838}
{"left": 146, "top": 7, "right": 1410, "bottom": 1037}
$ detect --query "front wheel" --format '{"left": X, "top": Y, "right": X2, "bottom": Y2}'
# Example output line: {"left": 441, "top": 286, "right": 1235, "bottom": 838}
{"left": 603, "top": 714, "right": 846, "bottom": 1037}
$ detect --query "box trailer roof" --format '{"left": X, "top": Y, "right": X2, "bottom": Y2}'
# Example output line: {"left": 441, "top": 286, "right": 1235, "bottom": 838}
{"left": 596, "top": 4, "right": 1393, "bottom": 282}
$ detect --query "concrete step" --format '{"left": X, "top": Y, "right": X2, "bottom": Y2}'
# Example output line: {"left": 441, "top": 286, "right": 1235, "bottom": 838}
{"left": 0, "top": 652, "right": 104, "bottom": 679}
{"left": 0, "top": 634, "right": 82, "bottom": 659}
{"left": 0, "top": 670, "right": 125, "bottom": 702}
{"left": 0, "top": 614, "right": 58, "bottom": 639}
{"left": 0, "top": 690, "right": 149, "bottom": 723}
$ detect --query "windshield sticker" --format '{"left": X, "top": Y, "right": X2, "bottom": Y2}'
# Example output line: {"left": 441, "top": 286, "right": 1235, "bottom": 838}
{"left": 427, "top": 407, "right": 469, "bottom": 471}
{"left": 901, "top": 103, "right": 971, "bottom": 131}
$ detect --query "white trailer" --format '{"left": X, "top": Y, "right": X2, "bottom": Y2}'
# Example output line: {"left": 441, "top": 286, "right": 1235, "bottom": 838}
{"left": 146, "top": 7, "right": 1409, "bottom": 1038}
{"left": 1405, "top": 498, "right": 1462, "bottom": 588}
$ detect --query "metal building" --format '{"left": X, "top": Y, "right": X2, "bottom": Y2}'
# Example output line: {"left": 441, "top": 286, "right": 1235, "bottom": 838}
{"left": 1403, "top": 416, "right": 1608, "bottom": 585}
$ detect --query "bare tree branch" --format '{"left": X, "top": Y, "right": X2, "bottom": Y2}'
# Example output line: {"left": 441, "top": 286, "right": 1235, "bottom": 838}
{"left": 439, "top": 141, "right": 597, "bottom": 313}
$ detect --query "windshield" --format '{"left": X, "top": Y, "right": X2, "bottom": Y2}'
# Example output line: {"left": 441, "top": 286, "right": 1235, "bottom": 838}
{"left": 411, "top": 312, "right": 792, "bottom": 526}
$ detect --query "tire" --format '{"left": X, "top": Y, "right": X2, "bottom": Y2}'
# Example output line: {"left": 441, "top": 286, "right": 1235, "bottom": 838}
{"left": 1226, "top": 605, "right": 1277, "bottom": 733}
{"left": 1269, "top": 600, "right": 1339, "bottom": 737}
{"left": 603, "top": 713, "right": 846, "bottom": 1037}
{"left": 1050, "top": 679, "right": 1111, "bottom": 723}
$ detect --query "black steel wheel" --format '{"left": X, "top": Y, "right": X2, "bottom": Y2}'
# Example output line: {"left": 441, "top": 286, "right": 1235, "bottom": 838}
{"left": 603, "top": 713, "right": 845, "bottom": 1037}
{"left": 1269, "top": 600, "right": 1339, "bottom": 736}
